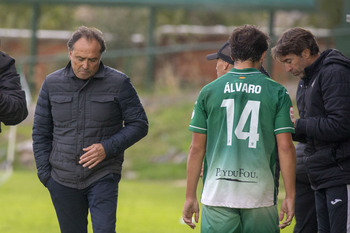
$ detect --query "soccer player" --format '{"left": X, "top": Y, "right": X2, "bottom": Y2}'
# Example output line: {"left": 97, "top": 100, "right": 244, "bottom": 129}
{"left": 182, "top": 25, "right": 296, "bottom": 233}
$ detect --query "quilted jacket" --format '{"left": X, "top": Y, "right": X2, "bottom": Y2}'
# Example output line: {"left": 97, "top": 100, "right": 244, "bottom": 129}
{"left": 0, "top": 51, "right": 28, "bottom": 132}
{"left": 32, "top": 61, "right": 148, "bottom": 189}
{"left": 294, "top": 49, "right": 350, "bottom": 190}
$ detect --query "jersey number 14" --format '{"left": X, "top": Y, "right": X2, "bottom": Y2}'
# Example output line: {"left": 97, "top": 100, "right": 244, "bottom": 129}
{"left": 221, "top": 99, "right": 260, "bottom": 148}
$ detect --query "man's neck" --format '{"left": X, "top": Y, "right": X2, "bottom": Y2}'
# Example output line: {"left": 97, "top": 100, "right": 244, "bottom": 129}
{"left": 309, "top": 53, "right": 320, "bottom": 65}
{"left": 234, "top": 60, "right": 261, "bottom": 70}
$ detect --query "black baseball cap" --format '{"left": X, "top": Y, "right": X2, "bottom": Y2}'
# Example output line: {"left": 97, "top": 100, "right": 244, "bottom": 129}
{"left": 206, "top": 41, "right": 271, "bottom": 78}
{"left": 206, "top": 41, "right": 234, "bottom": 65}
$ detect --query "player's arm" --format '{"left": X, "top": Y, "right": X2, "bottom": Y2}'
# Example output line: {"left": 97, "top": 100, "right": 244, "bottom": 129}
{"left": 276, "top": 132, "right": 296, "bottom": 229}
{"left": 183, "top": 132, "right": 206, "bottom": 229}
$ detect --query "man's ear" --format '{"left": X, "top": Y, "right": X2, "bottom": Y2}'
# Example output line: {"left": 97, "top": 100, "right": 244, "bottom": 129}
{"left": 301, "top": 49, "right": 311, "bottom": 59}
{"left": 257, "top": 51, "right": 267, "bottom": 65}
{"left": 224, "top": 62, "right": 231, "bottom": 70}
{"left": 260, "top": 51, "right": 266, "bottom": 61}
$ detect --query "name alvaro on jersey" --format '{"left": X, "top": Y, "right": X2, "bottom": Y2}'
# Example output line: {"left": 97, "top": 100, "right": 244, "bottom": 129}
{"left": 224, "top": 81, "right": 262, "bottom": 94}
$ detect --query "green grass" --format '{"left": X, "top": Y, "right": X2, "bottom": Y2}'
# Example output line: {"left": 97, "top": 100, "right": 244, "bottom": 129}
{"left": 0, "top": 170, "right": 200, "bottom": 233}
{"left": 0, "top": 170, "right": 296, "bottom": 233}
{"left": 0, "top": 171, "right": 58, "bottom": 233}
{"left": 122, "top": 92, "right": 195, "bottom": 180}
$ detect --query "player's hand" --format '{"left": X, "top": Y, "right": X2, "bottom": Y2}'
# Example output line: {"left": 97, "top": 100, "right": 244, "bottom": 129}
{"left": 278, "top": 197, "right": 294, "bottom": 229}
{"left": 79, "top": 143, "right": 106, "bottom": 169}
{"left": 182, "top": 199, "right": 199, "bottom": 229}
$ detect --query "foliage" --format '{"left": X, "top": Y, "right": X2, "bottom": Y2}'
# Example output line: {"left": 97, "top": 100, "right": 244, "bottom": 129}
{"left": 278, "top": 0, "right": 345, "bottom": 28}
{"left": 0, "top": 0, "right": 346, "bottom": 35}
{"left": 39, "top": 5, "right": 77, "bottom": 29}
{"left": 0, "top": 4, "right": 76, "bottom": 29}
{"left": 0, "top": 4, "right": 32, "bottom": 28}
{"left": 157, "top": 8, "right": 270, "bottom": 27}
{"left": 308, "top": 0, "right": 345, "bottom": 27}
{"left": 73, "top": 6, "right": 150, "bottom": 49}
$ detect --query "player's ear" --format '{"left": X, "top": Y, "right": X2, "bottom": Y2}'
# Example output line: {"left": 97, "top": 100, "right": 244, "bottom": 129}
{"left": 258, "top": 51, "right": 267, "bottom": 65}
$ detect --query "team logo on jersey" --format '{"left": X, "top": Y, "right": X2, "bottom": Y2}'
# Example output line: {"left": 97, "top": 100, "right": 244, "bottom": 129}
{"left": 290, "top": 107, "right": 295, "bottom": 123}
{"left": 239, "top": 76, "right": 246, "bottom": 79}
{"left": 216, "top": 168, "right": 258, "bottom": 183}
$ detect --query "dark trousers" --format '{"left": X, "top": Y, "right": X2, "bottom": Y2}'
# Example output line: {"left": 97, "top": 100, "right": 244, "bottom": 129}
{"left": 315, "top": 184, "right": 350, "bottom": 233}
{"left": 293, "top": 172, "right": 318, "bottom": 233}
{"left": 47, "top": 173, "right": 121, "bottom": 233}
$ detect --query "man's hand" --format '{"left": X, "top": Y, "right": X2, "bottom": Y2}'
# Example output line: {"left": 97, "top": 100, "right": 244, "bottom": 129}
{"left": 79, "top": 143, "right": 106, "bottom": 169}
{"left": 182, "top": 199, "right": 199, "bottom": 229}
{"left": 278, "top": 197, "right": 294, "bottom": 229}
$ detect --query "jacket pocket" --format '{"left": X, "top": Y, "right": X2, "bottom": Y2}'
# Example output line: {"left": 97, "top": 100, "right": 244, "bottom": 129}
{"left": 334, "top": 141, "right": 350, "bottom": 162}
{"left": 51, "top": 95, "right": 73, "bottom": 122}
{"left": 90, "top": 95, "right": 120, "bottom": 122}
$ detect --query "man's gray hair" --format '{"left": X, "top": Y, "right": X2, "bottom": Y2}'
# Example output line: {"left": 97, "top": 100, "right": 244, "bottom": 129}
{"left": 67, "top": 26, "right": 106, "bottom": 54}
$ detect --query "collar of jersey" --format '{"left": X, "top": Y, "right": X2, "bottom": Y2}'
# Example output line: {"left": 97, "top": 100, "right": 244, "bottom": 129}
{"left": 228, "top": 68, "right": 261, "bottom": 75}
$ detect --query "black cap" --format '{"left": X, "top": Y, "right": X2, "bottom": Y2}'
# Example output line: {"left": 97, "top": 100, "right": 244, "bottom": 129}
{"left": 206, "top": 41, "right": 234, "bottom": 65}
{"left": 206, "top": 41, "right": 270, "bottom": 78}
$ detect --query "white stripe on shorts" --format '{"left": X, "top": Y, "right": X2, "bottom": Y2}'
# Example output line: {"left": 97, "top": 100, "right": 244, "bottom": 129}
{"left": 347, "top": 184, "right": 350, "bottom": 233}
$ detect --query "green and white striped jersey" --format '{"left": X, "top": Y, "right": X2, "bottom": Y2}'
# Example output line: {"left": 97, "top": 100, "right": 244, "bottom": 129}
{"left": 189, "top": 68, "right": 295, "bottom": 208}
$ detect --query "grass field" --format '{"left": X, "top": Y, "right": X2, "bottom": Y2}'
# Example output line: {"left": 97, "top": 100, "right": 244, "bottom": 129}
{"left": 0, "top": 170, "right": 199, "bottom": 233}
{"left": 0, "top": 170, "right": 296, "bottom": 233}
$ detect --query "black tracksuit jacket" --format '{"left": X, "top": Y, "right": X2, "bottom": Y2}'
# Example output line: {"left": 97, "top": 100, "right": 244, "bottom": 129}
{"left": 0, "top": 51, "right": 28, "bottom": 132}
{"left": 294, "top": 49, "right": 350, "bottom": 190}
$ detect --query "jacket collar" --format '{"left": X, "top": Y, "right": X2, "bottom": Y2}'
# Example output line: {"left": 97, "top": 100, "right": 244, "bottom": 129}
{"left": 64, "top": 61, "right": 106, "bottom": 79}
{"left": 0, "top": 51, "right": 14, "bottom": 70}
{"left": 303, "top": 49, "right": 333, "bottom": 84}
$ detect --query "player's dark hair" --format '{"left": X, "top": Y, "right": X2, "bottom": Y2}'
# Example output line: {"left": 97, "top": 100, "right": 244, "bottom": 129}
{"left": 229, "top": 25, "right": 269, "bottom": 63}
{"left": 67, "top": 26, "right": 106, "bottom": 54}
{"left": 271, "top": 27, "right": 319, "bottom": 59}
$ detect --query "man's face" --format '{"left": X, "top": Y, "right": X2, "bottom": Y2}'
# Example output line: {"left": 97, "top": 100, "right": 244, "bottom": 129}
{"left": 278, "top": 52, "right": 311, "bottom": 78}
{"left": 216, "top": 59, "right": 229, "bottom": 78}
{"left": 69, "top": 37, "right": 101, "bottom": 80}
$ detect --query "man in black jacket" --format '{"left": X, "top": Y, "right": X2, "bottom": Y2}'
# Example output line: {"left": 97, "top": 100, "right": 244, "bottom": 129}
{"left": 0, "top": 49, "right": 28, "bottom": 132}
{"left": 272, "top": 27, "right": 350, "bottom": 233}
{"left": 32, "top": 26, "right": 148, "bottom": 233}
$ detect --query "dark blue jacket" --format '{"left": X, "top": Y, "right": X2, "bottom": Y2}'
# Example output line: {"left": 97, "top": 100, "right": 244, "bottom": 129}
{"left": 295, "top": 49, "right": 350, "bottom": 190}
{"left": 0, "top": 51, "right": 28, "bottom": 132}
{"left": 32, "top": 62, "right": 148, "bottom": 189}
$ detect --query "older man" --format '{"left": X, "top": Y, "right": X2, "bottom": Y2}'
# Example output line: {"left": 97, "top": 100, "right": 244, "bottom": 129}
{"left": 32, "top": 26, "right": 148, "bottom": 233}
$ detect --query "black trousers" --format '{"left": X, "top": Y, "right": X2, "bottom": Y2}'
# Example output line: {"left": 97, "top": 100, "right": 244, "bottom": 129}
{"left": 47, "top": 173, "right": 121, "bottom": 233}
{"left": 293, "top": 172, "right": 318, "bottom": 233}
{"left": 315, "top": 185, "right": 350, "bottom": 233}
